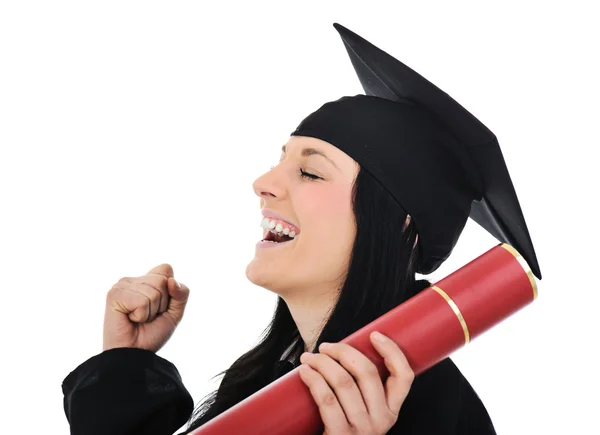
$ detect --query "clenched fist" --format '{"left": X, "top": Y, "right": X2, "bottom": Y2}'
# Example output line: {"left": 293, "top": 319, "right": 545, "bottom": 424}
{"left": 103, "top": 263, "right": 190, "bottom": 353}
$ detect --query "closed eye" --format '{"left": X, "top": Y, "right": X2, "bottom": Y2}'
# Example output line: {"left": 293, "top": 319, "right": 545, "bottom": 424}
{"left": 300, "top": 169, "right": 322, "bottom": 180}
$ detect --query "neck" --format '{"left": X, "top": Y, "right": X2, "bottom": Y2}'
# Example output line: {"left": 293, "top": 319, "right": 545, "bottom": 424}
{"left": 282, "top": 287, "right": 340, "bottom": 353}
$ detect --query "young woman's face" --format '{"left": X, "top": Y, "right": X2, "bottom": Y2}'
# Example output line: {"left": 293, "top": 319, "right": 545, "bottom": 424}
{"left": 246, "top": 135, "right": 359, "bottom": 297}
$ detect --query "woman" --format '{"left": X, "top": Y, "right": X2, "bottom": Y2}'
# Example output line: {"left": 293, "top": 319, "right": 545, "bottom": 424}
{"left": 63, "top": 24, "right": 540, "bottom": 435}
{"left": 186, "top": 134, "right": 496, "bottom": 434}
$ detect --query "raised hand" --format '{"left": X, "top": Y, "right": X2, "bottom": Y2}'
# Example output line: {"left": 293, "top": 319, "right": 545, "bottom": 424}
{"left": 103, "top": 263, "right": 190, "bottom": 353}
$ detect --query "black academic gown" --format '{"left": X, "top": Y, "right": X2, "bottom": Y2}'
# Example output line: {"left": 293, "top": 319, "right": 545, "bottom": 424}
{"left": 62, "top": 348, "right": 496, "bottom": 435}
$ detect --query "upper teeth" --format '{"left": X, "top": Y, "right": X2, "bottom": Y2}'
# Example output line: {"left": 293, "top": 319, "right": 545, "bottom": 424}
{"left": 261, "top": 218, "right": 298, "bottom": 238}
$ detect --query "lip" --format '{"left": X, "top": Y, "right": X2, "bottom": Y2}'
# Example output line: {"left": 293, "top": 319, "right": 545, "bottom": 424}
{"left": 256, "top": 239, "right": 296, "bottom": 249}
{"left": 261, "top": 209, "right": 300, "bottom": 234}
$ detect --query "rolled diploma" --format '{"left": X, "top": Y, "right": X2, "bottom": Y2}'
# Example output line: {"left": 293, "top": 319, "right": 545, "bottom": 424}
{"left": 191, "top": 243, "right": 537, "bottom": 435}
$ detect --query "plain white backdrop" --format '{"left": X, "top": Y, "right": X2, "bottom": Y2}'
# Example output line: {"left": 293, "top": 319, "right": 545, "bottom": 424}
{"left": 1, "top": 1, "right": 598, "bottom": 434}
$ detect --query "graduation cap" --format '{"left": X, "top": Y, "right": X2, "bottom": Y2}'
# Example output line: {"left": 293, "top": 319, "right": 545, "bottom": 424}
{"left": 290, "top": 23, "right": 541, "bottom": 280}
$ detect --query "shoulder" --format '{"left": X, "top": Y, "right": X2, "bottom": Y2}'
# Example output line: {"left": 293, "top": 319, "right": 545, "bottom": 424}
{"left": 389, "top": 358, "right": 496, "bottom": 434}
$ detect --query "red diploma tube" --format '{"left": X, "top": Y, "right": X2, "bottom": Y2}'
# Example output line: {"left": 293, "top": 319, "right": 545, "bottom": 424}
{"left": 191, "top": 243, "right": 537, "bottom": 435}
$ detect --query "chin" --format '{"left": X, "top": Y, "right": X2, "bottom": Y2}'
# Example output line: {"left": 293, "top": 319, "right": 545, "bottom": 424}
{"left": 245, "top": 259, "right": 294, "bottom": 296}
{"left": 245, "top": 259, "right": 275, "bottom": 290}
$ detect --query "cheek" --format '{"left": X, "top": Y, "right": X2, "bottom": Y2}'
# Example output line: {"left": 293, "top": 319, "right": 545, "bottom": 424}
{"left": 299, "top": 185, "right": 355, "bottom": 245}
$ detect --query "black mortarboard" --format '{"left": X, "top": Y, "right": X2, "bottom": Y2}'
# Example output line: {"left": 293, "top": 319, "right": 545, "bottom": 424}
{"left": 290, "top": 23, "right": 541, "bottom": 279}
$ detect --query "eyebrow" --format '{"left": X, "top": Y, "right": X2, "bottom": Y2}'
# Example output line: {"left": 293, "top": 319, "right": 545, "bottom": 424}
{"left": 281, "top": 145, "right": 339, "bottom": 170}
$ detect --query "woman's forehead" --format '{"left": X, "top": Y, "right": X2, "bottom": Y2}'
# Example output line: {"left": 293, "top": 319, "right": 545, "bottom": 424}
{"left": 284, "top": 136, "right": 356, "bottom": 163}
{"left": 284, "top": 136, "right": 359, "bottom": 175}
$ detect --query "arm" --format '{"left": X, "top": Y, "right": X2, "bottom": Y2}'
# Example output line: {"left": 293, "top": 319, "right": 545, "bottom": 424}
{"left": 62, "top": 347, "right": 194, "bottom": 435}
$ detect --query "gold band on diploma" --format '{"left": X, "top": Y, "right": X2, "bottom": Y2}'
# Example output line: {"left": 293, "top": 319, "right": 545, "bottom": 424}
{"left": 431, "top": 285, "right": 470, "bottom": 344}
{"left": 500, "top": 243, "right": 538, "bottom": 300}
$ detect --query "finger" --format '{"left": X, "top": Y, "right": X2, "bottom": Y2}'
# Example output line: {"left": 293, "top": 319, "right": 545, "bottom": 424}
{"left": 301, "top": 351, "right": 371, "bottom": 431}
{"left": 147, "top": 263, "right": 174, "bottom": 279}
{"left": 316, "top": 343, "right": 386, "bottom": 428}
{"left": 370, "top": 331, "right": 414, "bottom": 415}
{"left": 298, "top": 363, "right": 351, "bottom": 433}
{"left": 137, "top": 274, "right": 170, "bottom": 313}
{"left": 107, "top": 286, "right": 152, "bottom": 323}
{"left": 118, "top": 277, "right": 164, "bottom": 321}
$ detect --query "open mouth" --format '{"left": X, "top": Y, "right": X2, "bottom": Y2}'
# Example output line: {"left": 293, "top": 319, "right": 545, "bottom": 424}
{"left": 259, "top": 216, "right": 299, "bottom": 245}
{"left": 262, "top": 231, "right": 295, "bottom": 244}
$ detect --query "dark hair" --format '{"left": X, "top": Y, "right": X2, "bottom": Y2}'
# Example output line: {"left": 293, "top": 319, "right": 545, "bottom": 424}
{"left": 186, "top": 166, "right": 431, "bottom": 431}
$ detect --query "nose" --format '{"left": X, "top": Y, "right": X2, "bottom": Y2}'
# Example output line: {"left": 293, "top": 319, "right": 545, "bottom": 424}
{"left": 252, "top": 165, "right": 286, "bottom": 201}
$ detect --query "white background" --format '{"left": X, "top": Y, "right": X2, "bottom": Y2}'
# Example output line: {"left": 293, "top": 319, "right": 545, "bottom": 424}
{"left": 1, "top": 1, "right": 598, "bottom": 434}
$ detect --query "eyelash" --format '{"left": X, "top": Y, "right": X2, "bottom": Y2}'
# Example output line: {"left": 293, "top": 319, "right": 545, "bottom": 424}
{"left": 269, "top": 165, "right": 322, "bottom": 180}
{"left": 299, "top": 168, "right": 321, "bottom": 180}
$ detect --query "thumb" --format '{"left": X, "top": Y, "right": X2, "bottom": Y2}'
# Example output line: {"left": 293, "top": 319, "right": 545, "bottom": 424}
{"left": 166, "top": 277, "right": 190, "bottom": 323}
{"left": 148, "top": 263, "right": 174, "bottom": 279}
{"left": 168, "top": 277, "right": 189, "bottom": 302}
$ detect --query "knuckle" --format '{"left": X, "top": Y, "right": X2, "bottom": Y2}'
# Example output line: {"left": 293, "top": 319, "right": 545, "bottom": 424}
{"left": 353, "top": 418, "right": 372, "bottom": 434}
{"left": 108, "top": 296, "right": 125, "bottom": 312}
{"left": 147, "top": 275, "right": 168, "bottom": 290}
{"left": 333, "top": 372, "right": 355, "bottom": 390}
{"left": 159, "top": 263, "right": 173, "bottom": 273}
{"left": 374, "top": 420, "right": 393, "bottom": 434}
{"left": 147, "top": 269, "right": 171, "bottom": 280}
{"left": 385, "top": 411, "right": 399, "bottom": 426}
{"left": 106, "top": 286, "right": 120, "bottom": 300}
{"left": 400, "top": 370, "right": 415, "bottom": 388}
{"left": 337, "top": 343, "right": 353, "bottom": 352}
{"left": 153, "top": 288, "right": 164, "bottom": 301}
{"left": 318, "top": 391, "right": 338, "bottom": 407}
{"left": 364, "top": 362, "right": 379, "bottom": 378}
{"left": 139, "top": 292, "right": 152, "bottom": 305}
{"left": 143, "top": 284, "right": 161, "bottom": 299}
{"left": 132, "top": 310, "right": 148, "bottom": 323}
{"left": 151, "top": 274, "right": 168, "bottom": 284}
{"left": 311, "top": 354, "right": 326, "bottom": 365}
{"left": 330, "top": 343, "right": 350, "bottom": 354}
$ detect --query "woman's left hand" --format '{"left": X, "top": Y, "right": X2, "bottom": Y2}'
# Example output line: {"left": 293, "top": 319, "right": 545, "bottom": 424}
{"left": 298, "top": 331, "right": 414, "bottom": 435}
